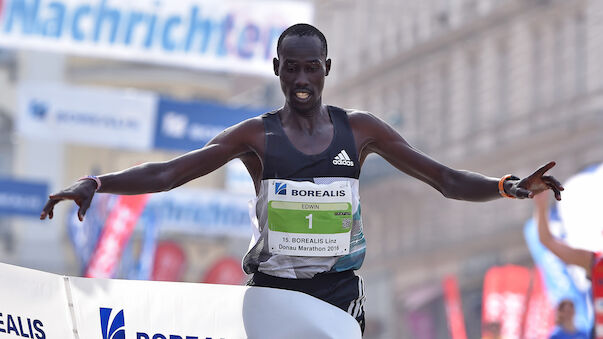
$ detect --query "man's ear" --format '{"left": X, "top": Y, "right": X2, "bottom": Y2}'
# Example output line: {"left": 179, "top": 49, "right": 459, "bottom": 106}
{"left": 273, "top": 58, "right": 280, "bottom": 76}
{"left": 325, "top": 58, "right": 331, "bottom": 76}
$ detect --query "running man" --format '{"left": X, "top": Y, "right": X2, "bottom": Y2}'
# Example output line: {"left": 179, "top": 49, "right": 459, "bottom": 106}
{"left": 41, "top": 24, "right": 563, "bottom": 333}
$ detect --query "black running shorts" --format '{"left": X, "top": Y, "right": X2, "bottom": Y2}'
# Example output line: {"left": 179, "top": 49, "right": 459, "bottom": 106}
{"left": 248, "top": 270, "right": 366, "bottom": 334}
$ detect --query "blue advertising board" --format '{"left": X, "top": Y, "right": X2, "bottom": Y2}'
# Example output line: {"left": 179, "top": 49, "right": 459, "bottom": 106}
{"left": 0, "top": 177, "right": 48, "bottom": 217}
{"left": 153, "top": 97, "right": 268, "bottom": 152}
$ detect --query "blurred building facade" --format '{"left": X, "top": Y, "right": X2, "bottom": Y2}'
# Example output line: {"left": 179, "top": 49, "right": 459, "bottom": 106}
{"left": 0, "top": 0, "right": 603, "bottom": 338}
{"left": 316, "top": 0, "right": 603, "bottom": 337}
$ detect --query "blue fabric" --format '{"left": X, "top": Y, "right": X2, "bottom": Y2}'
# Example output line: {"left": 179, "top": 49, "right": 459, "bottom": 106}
{"left": 550, "top": 326, "right": 589, "bottom": 339}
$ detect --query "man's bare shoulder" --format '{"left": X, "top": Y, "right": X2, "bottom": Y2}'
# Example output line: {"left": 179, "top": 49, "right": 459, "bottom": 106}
{"left": 210, "top": 114, "right": 265, "bottom": 148}
{"left": 225, "top": 115, "right": 265, "bottom": 135}
{"left": 238, "top": 115, "right": 265, "bottom": 129}
{"left": 342, "top": 108, "right": 382, "bottom": 129}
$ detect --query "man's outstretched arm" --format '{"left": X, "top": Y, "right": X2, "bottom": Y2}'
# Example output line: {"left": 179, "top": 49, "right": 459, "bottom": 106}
{"left": 350, "top": 111, "right": 563, "bottom": 202}
{"left": 534, "top": 192, "right": 592, "bottom": 271}
{"left": 40, "top": 117, "right": 263, "bottom": 221}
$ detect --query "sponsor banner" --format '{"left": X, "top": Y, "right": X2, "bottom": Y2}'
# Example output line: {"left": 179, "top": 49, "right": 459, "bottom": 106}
{"left": 482, "top": 265, "right": 531, "bottom": 339}
{"left": 0, "top": 177, "right": 47, "bottom": 217}
{"left": 0, "top": 262, "right": 361, "bottom": 338}
{"left": 68, "top": 273, "right": 362, "bottom": 339}
{"left": 522, "top": 268, "right": 555, "bottom": 339}
{"left": 145, "top": 188, "right": 252, "bottom": 237}
{"left": 86, "top": 194, "right": 150, "bottom": 278}
{"left": 202, "top": 257, "right": 246, "bottom": 285}
{"left": 0, "top": 0, "right": 313, "bottom": 75}
{"left": 17, "top": 83, "right": 156, "bottom": 150}
{"left": 0, "top": 263, "right": 74, "bottom": 339}
{"left": 442, "top": 275, "right": 467, "bottom": 339}
{"left": 151, "top": 241, "right": 186, "bottom": 282}
{"left": 132, "top": 210, "right": 159, "bottom": 280}
{"left": 593, "top": 253, "right": 603, "bottom": 339}
{"left": 154, "top": 96, "right": 266, "bottom": 151}
{"left": 67, "top": 193, "right": 116, "bottom": 271}
{"left": 406, "top": 310, "right": 435, "bottom": 339}
{"left": 524, "top": 214, "right": 593, "bottom": 333}
{"left": 225, "top": 159, "right": 256, "bottom": 195}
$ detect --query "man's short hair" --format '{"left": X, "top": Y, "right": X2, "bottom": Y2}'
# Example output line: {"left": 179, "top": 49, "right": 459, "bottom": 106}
{"left": 277, "top": 23, "right": 328, "bottom": 58}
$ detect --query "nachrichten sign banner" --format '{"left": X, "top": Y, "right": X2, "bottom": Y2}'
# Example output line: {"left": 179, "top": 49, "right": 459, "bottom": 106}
{"left": 0, "top": 0, "right": 313, "bottom": 75}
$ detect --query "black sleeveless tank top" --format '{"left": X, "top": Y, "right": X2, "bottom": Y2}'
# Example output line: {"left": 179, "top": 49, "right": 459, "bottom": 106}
{"left": 243, "top": 105, "right": 366, "bottom": 278}
{"left": 261, "top": 105, "right": 361, "bottom": 180}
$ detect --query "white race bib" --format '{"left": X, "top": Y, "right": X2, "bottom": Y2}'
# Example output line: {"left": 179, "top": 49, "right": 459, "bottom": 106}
{"left": 267, "top": 179, "right": 353, "bottom": 257}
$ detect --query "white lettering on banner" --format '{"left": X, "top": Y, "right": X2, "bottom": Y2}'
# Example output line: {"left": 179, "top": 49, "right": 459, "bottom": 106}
{"left": 146, "top": 188, "right": 252, "bottom": 236}
{"left": 0, "top": 0, "right": 313, "bottom": 75}
{"left": 484, "top": 292, "right": 526, "bottom": 339}
{"left": 161, "top": 111, "right": 226, "bottom": 141}
{"left": 161, "top": 112, "right": 188, "bottom": 138}
{"left": 0, "top": 264, "right": 74, "bottom": 338}
{"left": 188, "top": 124, "right": 224, "bottom": 141}
{"left": 0, "top": 192, "right": 42, "bottom": 210}
{"left": 56, "top": 110, "right": 140, "bottom": 129}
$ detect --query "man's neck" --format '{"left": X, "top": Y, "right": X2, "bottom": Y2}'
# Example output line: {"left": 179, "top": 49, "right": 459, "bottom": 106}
{"left": 280, "top": 104, "right": 330, "bottom": 134}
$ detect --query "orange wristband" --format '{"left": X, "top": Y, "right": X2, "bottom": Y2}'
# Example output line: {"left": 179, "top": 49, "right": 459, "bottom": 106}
{"left": 498, "top": 174, "right": 516, "bottom": 199}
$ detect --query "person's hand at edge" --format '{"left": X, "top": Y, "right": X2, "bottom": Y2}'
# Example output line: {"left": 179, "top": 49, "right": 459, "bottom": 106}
{"left": 504, "top": 161, "right": 564, "bottom": 200}
{"left": 40, "top": 179, "right": 97, "bottom": 221}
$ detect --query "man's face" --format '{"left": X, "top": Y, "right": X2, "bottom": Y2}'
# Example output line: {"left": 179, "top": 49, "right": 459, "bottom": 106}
{"left": 557, "top": 300, "right": 575, "bottom": 322}
{"left": 274, "top": 35, "right": 331, "bottom": 113}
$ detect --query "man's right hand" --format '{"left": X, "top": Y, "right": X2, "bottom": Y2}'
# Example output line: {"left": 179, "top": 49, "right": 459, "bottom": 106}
{"left": 40, "top": 179, "right": 97, "bottom": 221}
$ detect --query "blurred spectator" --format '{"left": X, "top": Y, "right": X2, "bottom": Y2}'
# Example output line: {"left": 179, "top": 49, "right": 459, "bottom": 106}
{"left": 549, "top": 299, "right": 588, "bottom": 339}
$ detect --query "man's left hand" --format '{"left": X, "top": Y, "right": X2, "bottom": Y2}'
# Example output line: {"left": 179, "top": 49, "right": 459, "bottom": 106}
{"left": 507, "top": 161, "right": 564, "bottom": 200}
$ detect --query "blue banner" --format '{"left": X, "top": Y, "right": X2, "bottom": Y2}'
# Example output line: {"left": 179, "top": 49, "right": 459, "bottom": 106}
{"left": 134, "top": 210, "right": 159, "bottom": 280}
{"left": 524, "top": 210, "right": 593, "bottom": 335}
{"left": 145, "top": 188, "right": 251, "bottom": 237}
{"left": 67, "top": 194, "right": 117, "bottom": 272}
{"left": 153, "top": 97, "right": 267, "bottom": 152}
{"left": 0, "top": 177, "right": 48, "bottom": 217}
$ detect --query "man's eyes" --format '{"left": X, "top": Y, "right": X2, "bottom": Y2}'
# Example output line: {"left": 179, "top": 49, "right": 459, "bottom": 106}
{"left": 284, "top": 63, "right": 320, "bottom": 72}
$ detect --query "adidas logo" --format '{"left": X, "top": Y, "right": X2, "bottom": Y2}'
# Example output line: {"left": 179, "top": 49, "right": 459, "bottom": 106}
{"left": 332, "top": 150, "right": 354, "bottom": 167}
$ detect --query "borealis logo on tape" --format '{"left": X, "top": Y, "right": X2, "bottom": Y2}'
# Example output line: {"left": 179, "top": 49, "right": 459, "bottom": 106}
{"left": 99, "top": 307, "right": 224, "bottom": 339}
{"left": 0, "top": 311, "right": 45, "bottom": 338}
{"left": 275, "top": 182, "right": 286, "bottom": 195}
{"left": 100, "top": 308, "right": 125, "bottom": 339}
